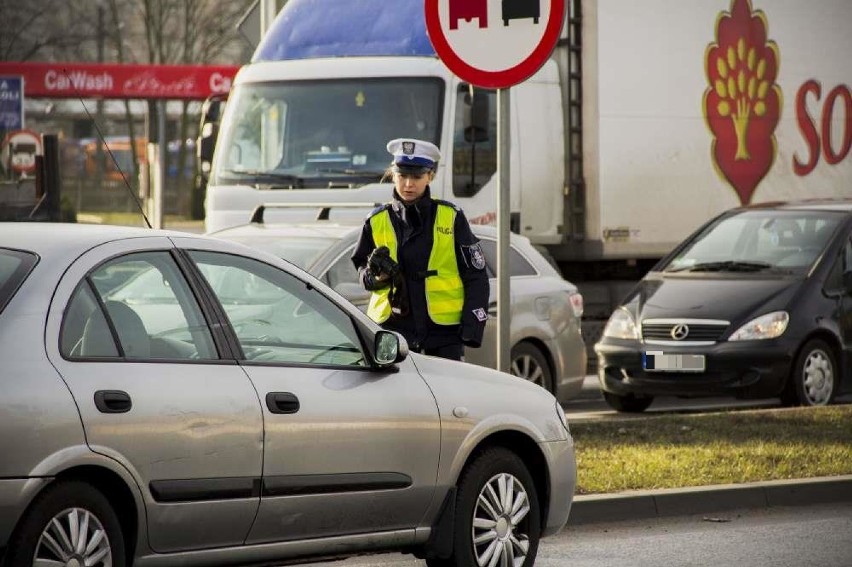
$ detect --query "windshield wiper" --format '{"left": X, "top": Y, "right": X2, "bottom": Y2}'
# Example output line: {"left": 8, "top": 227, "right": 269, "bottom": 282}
{"left": 221, "top": 169, "right": 304, "bottom": 188}
{"left": 313, "top": 168, "right": 387, "bottom": 178}
{"left": 672, "top": 260, "right": 775, "bottom": 273}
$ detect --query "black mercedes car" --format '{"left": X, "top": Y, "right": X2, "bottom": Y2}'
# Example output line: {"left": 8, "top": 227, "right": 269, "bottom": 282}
{"left": 595, "top": 199, "right": 852, "bottom": 412}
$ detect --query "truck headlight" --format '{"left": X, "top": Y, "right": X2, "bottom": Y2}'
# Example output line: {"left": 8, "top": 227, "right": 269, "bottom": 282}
{"left": 729, "top": 311, "right": 789, "bottom": 341}
{"left": 602, "top": 307, "right": 640, "bottom": 340}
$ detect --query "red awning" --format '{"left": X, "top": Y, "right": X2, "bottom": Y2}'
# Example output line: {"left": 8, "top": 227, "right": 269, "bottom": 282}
{"left": 0, "top": 62, "right": 240, "bottom": 100}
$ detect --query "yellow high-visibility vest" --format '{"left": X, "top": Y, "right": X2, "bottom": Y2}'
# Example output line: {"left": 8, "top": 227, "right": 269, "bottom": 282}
{"left": 366, "top": 204, "right": 464, "bottom": 325}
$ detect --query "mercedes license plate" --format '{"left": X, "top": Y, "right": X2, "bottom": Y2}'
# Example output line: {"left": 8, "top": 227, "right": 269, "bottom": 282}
{"left": 643, "top": 351, "right": 705, "bottom": 372}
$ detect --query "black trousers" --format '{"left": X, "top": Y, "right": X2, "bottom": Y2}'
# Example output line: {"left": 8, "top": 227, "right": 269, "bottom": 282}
{"left": 418, "top": 343, "right": 464, "bottom": 361}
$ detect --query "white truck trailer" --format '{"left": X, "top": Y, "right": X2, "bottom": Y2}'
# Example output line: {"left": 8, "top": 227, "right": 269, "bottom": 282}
{"left": 200, "top": 0, "right": 852, "bottom": 361}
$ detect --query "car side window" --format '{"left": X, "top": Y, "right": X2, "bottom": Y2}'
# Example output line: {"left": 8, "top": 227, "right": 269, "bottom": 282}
{"left": 326, "top": 247, "right": 360, "bottom": 289}
{"left": 61, "top": 252, "right": 218, "bottom": 360}
{"left": 825, "top": 238, "right": 852, "bottom": 294}
{"left": 189, "top": 251, "right": 366, "bottom": 367}
{"left": 478, "top": 239, "right": 537, "bottom": 277}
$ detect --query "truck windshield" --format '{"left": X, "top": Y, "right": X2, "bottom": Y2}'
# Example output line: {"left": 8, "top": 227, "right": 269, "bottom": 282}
{"left": 212, "top": 78, "right": 444, "bottom": 188}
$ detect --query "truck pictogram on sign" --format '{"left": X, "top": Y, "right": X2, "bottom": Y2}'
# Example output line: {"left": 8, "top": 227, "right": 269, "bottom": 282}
{"left": 449, "top": 0, "right": 488, "bottom": 29}
{"left": 448, "top": 0, "right": 541, "bottom": 30}
{"left": 502, "top": 0, "right": 540, "bottom": 25}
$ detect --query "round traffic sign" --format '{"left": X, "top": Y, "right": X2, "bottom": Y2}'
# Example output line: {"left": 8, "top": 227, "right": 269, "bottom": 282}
{"left": 425, "top": 0, "right": 565, "bottom": 89}
{"left": 1, "top": 129, "right": 42, "bottom": 174}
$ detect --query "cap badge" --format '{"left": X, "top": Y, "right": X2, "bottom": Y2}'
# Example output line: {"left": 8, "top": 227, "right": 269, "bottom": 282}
{"left": 402, "top": 141, "right": 415, "bottom": 155}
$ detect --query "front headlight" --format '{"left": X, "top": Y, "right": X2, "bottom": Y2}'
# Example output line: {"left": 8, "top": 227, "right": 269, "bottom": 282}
{"left": 602, "top": 307, "right": 640, "bottom": 340}
{"left": 729, "top": 311, "right": 789, "bottom": 341}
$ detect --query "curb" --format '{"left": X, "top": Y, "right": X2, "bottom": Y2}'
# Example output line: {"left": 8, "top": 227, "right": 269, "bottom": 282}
{"left": 568, "top": 475, "right": 852, "bottom": 525}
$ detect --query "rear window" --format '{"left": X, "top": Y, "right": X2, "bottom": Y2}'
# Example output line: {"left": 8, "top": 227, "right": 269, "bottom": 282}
{"left": 0, "top": 249, "right": 38, "bottom": 314}
{"left": 478, "top": 239, "right": 538, "bottom": 277}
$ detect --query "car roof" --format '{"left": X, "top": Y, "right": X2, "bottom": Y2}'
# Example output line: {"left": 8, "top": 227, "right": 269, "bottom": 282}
{"left": 0, "top": 222, "right": 195, "bottom": 258}
{"left": 209, "top": 222, "right": 360, "bottom": 240}
{"left": 208, "top": 220, "right": 531, "bottom": 244}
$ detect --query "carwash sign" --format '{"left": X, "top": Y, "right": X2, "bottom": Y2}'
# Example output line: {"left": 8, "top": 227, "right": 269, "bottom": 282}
{"left": 425, "top": 0, "right": 565, "bottom": 88}
{"left": 0, "top": 62, "right": 240, "bottom": 100}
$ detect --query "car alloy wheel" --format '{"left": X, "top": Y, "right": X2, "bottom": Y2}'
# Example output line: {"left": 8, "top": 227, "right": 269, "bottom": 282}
{"left": 6, "top": 481, "right": 125, "bottom": 567}
{"left": 436, "top": 447, "right": 541, "bottom": 567}
{"left": 471, "top": 472, "right": 532, "bottom": 566}
{"left": 795, "top": 339, "right": 837, "bottom": 406}
{"left": 510, "top": 343, "right": 553, "bottom": 393}
{"left": 34, "top": 507, "right": 113, "bottom": 566}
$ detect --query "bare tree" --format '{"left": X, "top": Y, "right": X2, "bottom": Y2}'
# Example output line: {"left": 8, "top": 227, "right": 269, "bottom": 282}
{"left": 0, "top": 0, "right": 94, "bottom": 61}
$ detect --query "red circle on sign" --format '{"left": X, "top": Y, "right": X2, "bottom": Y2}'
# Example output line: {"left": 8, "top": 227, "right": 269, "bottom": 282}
{"left": 425, "top": 0, "right": 565, "bottom": 89}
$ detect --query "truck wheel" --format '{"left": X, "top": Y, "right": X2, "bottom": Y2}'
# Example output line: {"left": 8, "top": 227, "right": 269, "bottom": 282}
{"left": 511, "top": 342, "right": 553, "bottom": 394}
{"left": 603, "top": 391, "right": 653, "bottom": 413}
{"left": 791, "top": 339, "right": 837, "bottom": 407}
{"left": 428, "top": 447, "right": 541, "bottom": 567}
{"left": 5, "top": 480, "right": 125, "bottom": 567}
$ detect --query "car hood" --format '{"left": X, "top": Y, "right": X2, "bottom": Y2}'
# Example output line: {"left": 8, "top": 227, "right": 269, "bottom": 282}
{"left": 409, "top": 353, "right": 568, "bottom": 443}
{"left": 631, "top": 274, "right": 802, "bottom": 322}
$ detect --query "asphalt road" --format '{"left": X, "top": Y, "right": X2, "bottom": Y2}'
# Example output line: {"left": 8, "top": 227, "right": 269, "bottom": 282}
{"left": 304, "top": 502, "right": 852, "bottom": 567}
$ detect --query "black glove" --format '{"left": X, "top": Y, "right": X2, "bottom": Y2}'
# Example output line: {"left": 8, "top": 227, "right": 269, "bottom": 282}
{"left": 368, "top": 246, "right": 400, "bottom": 280}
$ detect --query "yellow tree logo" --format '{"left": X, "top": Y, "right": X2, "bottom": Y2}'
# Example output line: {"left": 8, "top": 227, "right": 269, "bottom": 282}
{"left": 704, "top": 0, "right": 781, "bottom": 205}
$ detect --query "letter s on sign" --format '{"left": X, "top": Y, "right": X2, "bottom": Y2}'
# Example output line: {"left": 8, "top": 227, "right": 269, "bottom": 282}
{"left": 794, "top": 80, "right": 821, "bottom": 177}
{"left": 209, "top": 72, "right": 231, "bottom": 94}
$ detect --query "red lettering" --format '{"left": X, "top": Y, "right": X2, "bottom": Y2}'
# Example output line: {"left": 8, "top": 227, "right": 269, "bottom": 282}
{"left": 793, "top": 80, "right": 821, "bottom": 176}
{"left": 822, "top": 85, "right": 852, "bottom": 166}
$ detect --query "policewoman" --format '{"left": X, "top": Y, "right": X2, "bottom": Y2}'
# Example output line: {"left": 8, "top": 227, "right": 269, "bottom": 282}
{"left": 351, "top": 138, "right": 490, "bottom": 360}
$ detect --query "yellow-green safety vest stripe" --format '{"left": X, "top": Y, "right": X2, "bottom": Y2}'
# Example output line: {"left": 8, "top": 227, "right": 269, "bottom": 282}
{"left": 366, "top": 204, "right": 464, "bottom": 325}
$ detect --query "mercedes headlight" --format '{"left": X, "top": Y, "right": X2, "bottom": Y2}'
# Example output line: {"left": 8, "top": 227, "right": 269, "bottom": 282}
{"left": 729, "top": 311, "right": 789, "bottom": 341}
{"left": 602, "top": 307, "right": 640, "bottom": 340}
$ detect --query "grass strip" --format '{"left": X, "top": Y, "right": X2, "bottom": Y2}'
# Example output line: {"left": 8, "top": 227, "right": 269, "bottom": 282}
{"left": 570, "top": 405, "right": 852, "bottom": 495}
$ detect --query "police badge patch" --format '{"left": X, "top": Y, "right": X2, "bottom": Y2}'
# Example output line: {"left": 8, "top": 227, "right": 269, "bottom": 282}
{"left": 472, "top": 308, "right": 488, "bottom": 322}
{"left": 402, "top": 141, "right": 415, "bottom": 155}
{"left": 463, "top": 243, "right": 486, "bottom": 270}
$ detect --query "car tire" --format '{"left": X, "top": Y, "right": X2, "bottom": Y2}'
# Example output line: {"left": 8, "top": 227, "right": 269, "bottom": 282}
{"left": 790, "top": 339, "right": 838, "bottom": 407}
{"left": 427, "top": 447, "right": 541, "bottom": 567}
{"left": 510, "top": 342, "right": 553, "bottom": 394}
{"left": 603, "top": 391, "right": 654, "bottom": 413}
{"left": 5, "top": 480, "right": 126, "bottom": 567}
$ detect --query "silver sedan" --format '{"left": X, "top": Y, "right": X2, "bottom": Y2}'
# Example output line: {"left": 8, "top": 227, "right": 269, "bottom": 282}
{"left": 211, "top": 214, "right": 588, "bottom": 403}
{"left": 0, "top": 222, "right": 576, "bottom": 567}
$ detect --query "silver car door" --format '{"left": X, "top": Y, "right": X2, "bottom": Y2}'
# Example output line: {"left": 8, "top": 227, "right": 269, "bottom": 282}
{"left": 46, "top": 237, "right": 263, "bottom": 553}
{"left": 184, "top": 246, "right": 441, "bottom": 544}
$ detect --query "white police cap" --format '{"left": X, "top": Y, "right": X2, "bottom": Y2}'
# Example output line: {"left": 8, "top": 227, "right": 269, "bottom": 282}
{"left": 387, "top": 138, "right": 441, "bottom": 173}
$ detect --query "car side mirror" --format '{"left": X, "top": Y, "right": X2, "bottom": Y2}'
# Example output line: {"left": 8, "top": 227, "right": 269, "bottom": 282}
{"left": 374, "top": 330, "right": 408, "bottom": 366}
{"left": 197, "top": 95, "right": 226, "bottom": 180}
{"left": 334, "top": 282, "right": 371, "bottom": 305}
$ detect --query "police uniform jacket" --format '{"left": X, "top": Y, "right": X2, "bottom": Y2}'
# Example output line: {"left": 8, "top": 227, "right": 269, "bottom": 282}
{"left": 351, "top": 187, "right": 490, "bottom": 350}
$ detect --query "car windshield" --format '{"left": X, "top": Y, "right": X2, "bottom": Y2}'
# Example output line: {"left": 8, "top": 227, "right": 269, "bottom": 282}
{"left": 212, "top": 78, "right": 443, "bottom": 188}
{"left": 663, "top": 210, "right": 843, "bottom": 274}
{"left": 222, "top": 235, "right": 339, "bottom": 269}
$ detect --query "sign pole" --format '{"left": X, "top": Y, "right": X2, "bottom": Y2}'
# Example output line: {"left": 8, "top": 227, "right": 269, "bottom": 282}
{"left": 497, "top": 87, "right": 511, "bottom": 373}
{"left": 425, "top": 0, "right": 564, "bottom": 374}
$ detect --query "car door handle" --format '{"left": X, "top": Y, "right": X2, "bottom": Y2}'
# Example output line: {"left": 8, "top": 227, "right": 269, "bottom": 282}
{"left": 266, "top": 392, "right": 300, "bottom": 414}
{"left": 94, "top": 390, "right": 132, "bottom": 414}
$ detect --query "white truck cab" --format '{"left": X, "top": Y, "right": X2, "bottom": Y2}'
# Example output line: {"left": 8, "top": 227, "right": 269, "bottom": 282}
{"left": 203, "top": 0, "right": 565, "bottom": 243}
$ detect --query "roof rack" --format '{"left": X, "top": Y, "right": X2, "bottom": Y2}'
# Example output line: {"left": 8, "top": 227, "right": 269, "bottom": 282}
{"left": 250, "top": 202, "right": 383, "bottom": 224}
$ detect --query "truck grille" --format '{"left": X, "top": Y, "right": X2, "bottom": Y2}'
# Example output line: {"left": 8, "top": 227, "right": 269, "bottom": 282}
{"left": 642, "top": 320, "right": 729, "bottom": 343}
